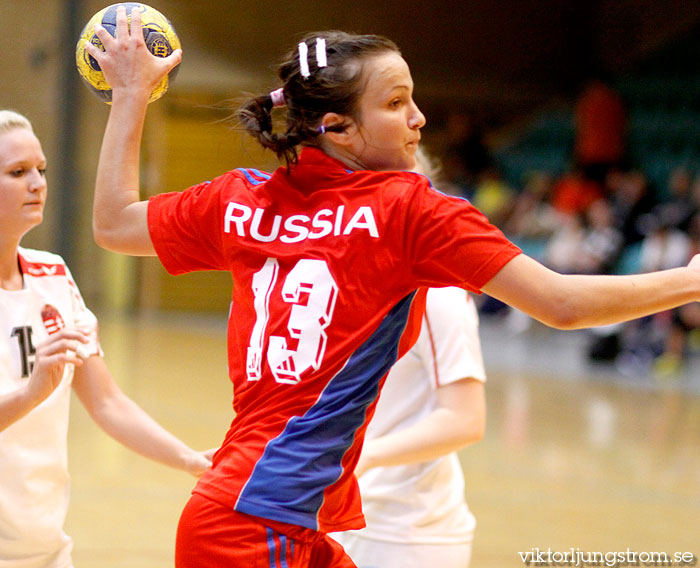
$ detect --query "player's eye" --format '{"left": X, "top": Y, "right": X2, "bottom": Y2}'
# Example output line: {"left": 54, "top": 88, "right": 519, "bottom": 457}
{"left": 10, "top": 168, "right": 25, "bottom": 177}
{"left": 38, "top": 167, "right": 47, "bottom": 176}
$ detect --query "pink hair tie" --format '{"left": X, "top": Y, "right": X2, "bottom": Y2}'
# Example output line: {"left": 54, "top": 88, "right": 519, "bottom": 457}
{"left": 270, "top": 88, "right": 286, "bottom": 108}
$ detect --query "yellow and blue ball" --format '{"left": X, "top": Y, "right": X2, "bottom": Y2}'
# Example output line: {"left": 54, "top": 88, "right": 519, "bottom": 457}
{"left": 75, "top": 3, "right": 180, "bottom": 104}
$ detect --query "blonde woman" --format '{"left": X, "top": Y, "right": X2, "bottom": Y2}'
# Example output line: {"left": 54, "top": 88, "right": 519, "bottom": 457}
{"left": 0, "top": 109, "right": 213, "bottom": 568}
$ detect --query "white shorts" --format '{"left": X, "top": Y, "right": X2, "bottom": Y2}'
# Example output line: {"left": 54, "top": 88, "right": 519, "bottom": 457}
{"left": 334, "top": 531, "right": 473, "bottom": 568}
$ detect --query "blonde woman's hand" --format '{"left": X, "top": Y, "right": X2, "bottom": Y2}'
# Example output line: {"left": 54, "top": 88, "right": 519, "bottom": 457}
{"left": 27, "top": 328, "right": 88, "bottom": 406}
{"left": 184, "top": 447, "right": 218, "bottom": 478}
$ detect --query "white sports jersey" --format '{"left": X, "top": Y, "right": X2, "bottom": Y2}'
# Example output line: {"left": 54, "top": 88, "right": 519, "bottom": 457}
{"left": 0, "top": 247, "right": 100, "bottom": 568}
{"left": 342, "top": 287, "right": 485, "bottom": 546}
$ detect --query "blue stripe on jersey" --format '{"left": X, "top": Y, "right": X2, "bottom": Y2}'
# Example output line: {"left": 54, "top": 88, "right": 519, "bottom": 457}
{"left": 236, "top": 291, "right": 418, "bottom": 530}
{"left": 250, "top": 168, "right": 272, "bottom": 180}
{"left": 237, "top": 168, "right": 271, "bottom": 186}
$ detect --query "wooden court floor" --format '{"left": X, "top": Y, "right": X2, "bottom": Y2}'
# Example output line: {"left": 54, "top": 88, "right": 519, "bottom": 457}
{"left": 64, "top": 313, "right": 700, "bottom": 567}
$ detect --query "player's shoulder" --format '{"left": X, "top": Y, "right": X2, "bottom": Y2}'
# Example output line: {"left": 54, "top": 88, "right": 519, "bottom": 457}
{"left": 385, "top": 169, "right": 432, "bottom": 188}
{"left": 17, "top": 247, "right": 70, "bottom": 280}
{"left": 229, "top": 167, "right": 273, "bottom": 187}
{"left": 362, "top": 170, "right": 434, "bottom": 202}
{"left": 18, "top": 247, "right": 67, "bottom": 267}
{"left": 190, "top": 168, "right": 273, "bottom": 193}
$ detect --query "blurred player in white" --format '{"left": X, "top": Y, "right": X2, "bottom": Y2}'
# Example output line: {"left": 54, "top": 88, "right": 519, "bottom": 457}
{"left": 333, "top": 287, "right": 485, "bottom": 568}
{"left": 0, "top": 109, "right": 213, "bottom": 568}
{"left": 333, "top": 150, "right": 485, "bottom": 568}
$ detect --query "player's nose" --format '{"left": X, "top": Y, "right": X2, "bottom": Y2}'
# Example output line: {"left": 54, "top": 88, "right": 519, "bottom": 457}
{"left": 409, "top": 101, "right": 426, "bottom": 129}
{"left": 27, "top": 169, "right": 46, "bottom": 192}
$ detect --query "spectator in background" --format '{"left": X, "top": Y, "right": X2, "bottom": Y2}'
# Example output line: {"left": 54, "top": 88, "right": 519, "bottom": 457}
{"left": 470, "top": 165, "right": 515, "bottom": 228}
{"left": 638, "top": 209, "right": 692, "bottom": 274}
{"left": 578, "top": 198, "right": 624, "bottom": 275}
{"left": 655, "top": 302, "right": 700, "bottom": 376}
{"left": 574, "top": 75, "right": 627, "bottom": 188}
{"left": 590, "top": 169, "right": 697, "bottom": 367}
{"left": 616, "top": 205, "right": 693, "bottom": 376}
{"left": 541, "top": 198, "right": 622, "bottom": 276}
{"left": 607, "top": 168, "right": 657, "bottom": 249}
{"left": 654, "top": 213, "right": 700, "bottom": 376}
{"left": 550, "top": 165, "right": 605, "bottom": 217}
{"left": 578, "top": 198, "right": 626, "bottom": 361}
{"left": 502, "top": 171, "right": 558, "bottom": 257}
{"left": 634, "top": 183, "right": 700, "bottom": 376}
{"left": 646, "top": 166, "right": 697, "bottom": 233}
{"left": 542, "top": 212, "right": 586, "bottom": 274}
{"left": 443, "top": 111, "right": 495, "bottom": 199}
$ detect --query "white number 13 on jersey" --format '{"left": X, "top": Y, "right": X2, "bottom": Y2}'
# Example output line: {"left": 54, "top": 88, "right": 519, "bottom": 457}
{"left": 246, "top": 258, "right": 339, "bottom": 384}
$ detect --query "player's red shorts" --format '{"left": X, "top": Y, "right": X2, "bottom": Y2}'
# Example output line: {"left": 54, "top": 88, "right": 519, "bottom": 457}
{"left": 176, "top": 492, "right": 357, "bottom": 568}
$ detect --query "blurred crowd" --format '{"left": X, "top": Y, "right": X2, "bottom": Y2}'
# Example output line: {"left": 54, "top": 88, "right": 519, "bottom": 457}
{"left": 437, "top": 99, "right": 700, "bottom": 380}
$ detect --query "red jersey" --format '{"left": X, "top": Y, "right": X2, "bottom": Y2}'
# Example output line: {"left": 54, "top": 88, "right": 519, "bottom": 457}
{"left": 147, "top": 147, "right": 520, "bottom": 533}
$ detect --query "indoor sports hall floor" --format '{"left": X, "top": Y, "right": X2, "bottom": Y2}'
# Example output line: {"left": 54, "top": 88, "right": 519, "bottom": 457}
{"left": 64, "top": 312, "right": 700, "bottom": 567}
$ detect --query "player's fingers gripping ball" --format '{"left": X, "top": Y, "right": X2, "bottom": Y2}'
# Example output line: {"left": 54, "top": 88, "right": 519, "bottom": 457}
{"left": 75, "top": 2, "right": 180, "bottom": 104}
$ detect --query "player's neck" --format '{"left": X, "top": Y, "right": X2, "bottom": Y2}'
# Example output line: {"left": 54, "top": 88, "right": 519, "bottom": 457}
{"left": 320, "top": 145, "right": 367, "bottom": 171}
{"left": 0, "top": 242, "right": 23, "bottom": 291}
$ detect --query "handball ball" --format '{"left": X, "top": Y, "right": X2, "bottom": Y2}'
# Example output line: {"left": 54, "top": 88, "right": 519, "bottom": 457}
{"left": 75, "top": 3, "right": 180, "bottom": 104}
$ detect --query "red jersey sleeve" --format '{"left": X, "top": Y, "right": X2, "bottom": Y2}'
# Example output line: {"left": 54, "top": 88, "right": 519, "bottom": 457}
{"left": 402, "top": 179, "right": 521, "bottom": 292}
{"left": 147, "top": 176, "right": 230, "bottom": 275}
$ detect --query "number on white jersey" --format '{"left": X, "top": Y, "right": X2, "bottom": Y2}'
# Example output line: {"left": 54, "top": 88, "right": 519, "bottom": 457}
{"left": 11, "top": 326, "right": 36, "bottom": 378}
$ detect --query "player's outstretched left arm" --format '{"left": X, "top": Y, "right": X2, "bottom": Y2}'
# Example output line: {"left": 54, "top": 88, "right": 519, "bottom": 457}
{"left": 72, "top": 355, "right": 214, "bottom": 477}
{"left": 85, "top": 5, "right": 181, "bottom": 256}
{"left": 482, "top": 253, "right": 700, "bottom": 330}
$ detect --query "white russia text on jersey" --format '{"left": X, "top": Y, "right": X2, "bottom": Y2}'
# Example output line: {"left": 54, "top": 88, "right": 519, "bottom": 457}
{"left": 223, "top": 202, "right": 380, "bottom": 243}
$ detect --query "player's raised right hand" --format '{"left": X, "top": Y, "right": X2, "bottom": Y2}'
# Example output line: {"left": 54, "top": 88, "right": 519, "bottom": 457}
{"left": 85, "top": 5, "right": 182, "bottom": 104}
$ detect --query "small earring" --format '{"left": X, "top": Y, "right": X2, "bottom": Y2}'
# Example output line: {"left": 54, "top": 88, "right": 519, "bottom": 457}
{"left": 318, "top": 125, "right": 327, "bottom": 134}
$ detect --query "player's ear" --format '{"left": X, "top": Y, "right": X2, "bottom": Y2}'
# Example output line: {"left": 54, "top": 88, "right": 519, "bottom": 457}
{"left": 319, "top": 112, "right": 356, "bottom": 147}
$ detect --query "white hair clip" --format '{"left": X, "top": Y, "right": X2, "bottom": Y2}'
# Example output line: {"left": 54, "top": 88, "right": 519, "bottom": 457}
{"left": 299, "top": 38, "right": 328, "bottom": 79}
{"left": 299, "top": 41, "right": 310, "bottom": 78}
{"left": 316, "top": 38, "right": 328, "bottom": 68}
